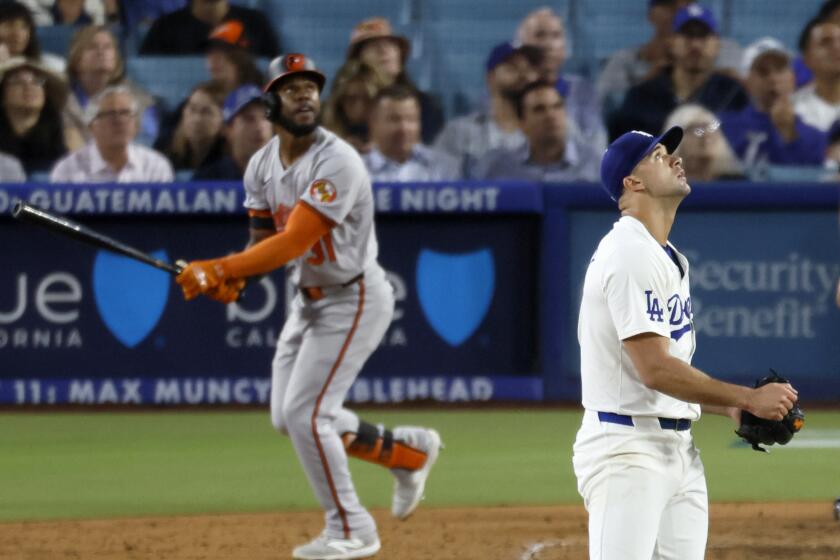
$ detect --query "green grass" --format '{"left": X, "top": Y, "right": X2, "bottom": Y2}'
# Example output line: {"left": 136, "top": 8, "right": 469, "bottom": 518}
{"left": 1, "top": 409, "right": 838, "bottom": 521}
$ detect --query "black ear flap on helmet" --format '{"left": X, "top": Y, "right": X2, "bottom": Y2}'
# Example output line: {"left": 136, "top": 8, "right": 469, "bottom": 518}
{"left": 262, "top": 91, "right": 281, "bottom": 123}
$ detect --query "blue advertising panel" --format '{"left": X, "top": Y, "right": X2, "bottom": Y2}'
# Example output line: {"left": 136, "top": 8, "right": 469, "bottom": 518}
{"left": 563, "top": 209, "right": 840, "bottom": 398}
{"left": 1, "top": 198, "right": 541, "bottom": 404}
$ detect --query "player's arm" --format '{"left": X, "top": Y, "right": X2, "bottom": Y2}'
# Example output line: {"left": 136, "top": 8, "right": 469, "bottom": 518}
{"left": 623, "top": 332, "right": 797, "bottom": 421}
{"left": 246, "top": 208, "right": 278, "bottom": 247}
{"left": 176, "top": 202, "right": 332, "bottom": 300}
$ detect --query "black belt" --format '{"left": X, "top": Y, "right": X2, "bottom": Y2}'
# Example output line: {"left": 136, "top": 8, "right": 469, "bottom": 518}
{"left": 598, "top": 411, "right": 691, "bottom": 431}
{"left": 300, "top": 273, "right": 364, "bottom": 301}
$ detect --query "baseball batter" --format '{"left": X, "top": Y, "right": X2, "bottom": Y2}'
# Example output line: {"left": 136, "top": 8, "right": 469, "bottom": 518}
{"left": 573, "top": 127, "right": 798, "bottom": 559}
{"left": 176, "top": 54, "right": 441, "bottom": 560}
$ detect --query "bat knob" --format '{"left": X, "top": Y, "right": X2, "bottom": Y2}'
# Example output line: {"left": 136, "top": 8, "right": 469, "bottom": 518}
{"left": 174, "top": 259, "right": 188, "bottom": 274}
{"left": 11, "top": 201, "right": 24, "bottom": 218}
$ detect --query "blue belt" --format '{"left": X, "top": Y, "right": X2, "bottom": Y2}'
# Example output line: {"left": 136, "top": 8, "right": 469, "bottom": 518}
{"left": 597, "top": 411, "right": 691, "bottom": 431}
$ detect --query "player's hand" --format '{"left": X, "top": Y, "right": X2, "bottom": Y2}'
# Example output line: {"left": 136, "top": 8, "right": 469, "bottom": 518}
{"left": 176, "top": 259, "right": 228, "bottom": 301}
{"left": 205, "top": 278, "right": 246, "bottom": 304}
{"left": 748, "top": 382, "right": 798, "bottom": 421}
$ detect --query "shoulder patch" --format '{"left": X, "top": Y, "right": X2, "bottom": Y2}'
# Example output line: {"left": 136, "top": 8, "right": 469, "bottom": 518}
{"left": 309, "top": 179, "right": 337, "bottom": 203}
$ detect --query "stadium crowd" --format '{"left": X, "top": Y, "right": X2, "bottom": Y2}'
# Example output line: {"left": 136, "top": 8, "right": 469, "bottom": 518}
{"left": 0, "top": 0, "right": 838, "bottom": 184}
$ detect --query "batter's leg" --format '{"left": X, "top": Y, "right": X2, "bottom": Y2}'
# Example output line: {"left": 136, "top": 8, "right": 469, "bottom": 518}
{"left": 269, "top": 296, "right": 305, "bottom": 434}
{"left": 282, "top": 283, "right": 393, "bottom": 540}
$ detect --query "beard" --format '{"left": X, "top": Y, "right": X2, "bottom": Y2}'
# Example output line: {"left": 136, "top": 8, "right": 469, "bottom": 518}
{"left": 275, "top": 111, "right": 319, "bottom": 137}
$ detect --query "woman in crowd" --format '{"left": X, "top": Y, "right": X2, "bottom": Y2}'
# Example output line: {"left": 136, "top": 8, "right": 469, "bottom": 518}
{"left": 346, "top": 17, "right": 444, "bottom": 143}
{"left": 322, "top": 59, "right": 390, "bottom": 154}
{"left": 63, "top": 25, "right": 160, "bottom": 146}
{"left": 0, "top": 0, "right": 64, "bottom": 72}
{"left": 158, "top": 80, "right": 226, "bottom": 173}
{"left": 0, "top": 57, "right": 71, "bottom": 175}
{"left": 663, "top": 104, "right": 744, "bottom": 182}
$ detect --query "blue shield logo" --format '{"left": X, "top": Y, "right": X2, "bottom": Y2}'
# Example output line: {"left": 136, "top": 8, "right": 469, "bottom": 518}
{"left": 416, "top": 248, "right": 495, "bottom": 346}
{"left": 93, "top": 250, "right": 171, "bottom": 348}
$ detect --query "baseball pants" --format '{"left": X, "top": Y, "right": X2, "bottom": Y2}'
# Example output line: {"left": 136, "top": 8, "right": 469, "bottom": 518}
{"left": 572, "top": 410, "right": 708, "bottom": 560}
{"left": 270, "top": 279, "right": 395, "bottom": 540}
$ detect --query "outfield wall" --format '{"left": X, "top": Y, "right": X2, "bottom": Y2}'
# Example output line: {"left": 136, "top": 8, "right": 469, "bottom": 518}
{"left": 1, "top": 181, "right": 838, "bottom": 405}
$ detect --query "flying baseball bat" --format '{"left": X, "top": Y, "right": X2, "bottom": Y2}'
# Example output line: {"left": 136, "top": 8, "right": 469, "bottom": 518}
{"left": 11, "top": 201, "right": 183, "bottom": 275}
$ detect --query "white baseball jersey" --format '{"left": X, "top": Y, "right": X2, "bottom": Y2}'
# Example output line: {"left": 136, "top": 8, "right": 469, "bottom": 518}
{"left": 243, "top": 127, "right": 381, "bottom": 287}
{"left": 578, "top": 215, "right": 699, "bottom": 420}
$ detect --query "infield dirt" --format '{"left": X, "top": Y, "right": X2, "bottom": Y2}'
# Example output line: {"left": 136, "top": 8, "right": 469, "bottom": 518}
{"left": 0, "top": 502, "right": 837, "bottom": 559}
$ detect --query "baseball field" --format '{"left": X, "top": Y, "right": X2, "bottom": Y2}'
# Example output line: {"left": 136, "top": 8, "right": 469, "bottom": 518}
{"left": 2, "top": 408, "right": 839, "bottom": 559}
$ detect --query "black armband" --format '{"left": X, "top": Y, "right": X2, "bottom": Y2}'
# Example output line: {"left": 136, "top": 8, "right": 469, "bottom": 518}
{"left": 249, "top": 215, "right": 275, "bottom": 230}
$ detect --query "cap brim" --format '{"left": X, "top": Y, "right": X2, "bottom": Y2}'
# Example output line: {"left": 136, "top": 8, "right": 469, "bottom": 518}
{"left": 263, "top": 70, "right": 326, "bottom": 93}
{"left": 631, "top": 126, "right": 684, "bottom": 172}
{"left": 347, "top": 35, "right": 410, "bottom": 61}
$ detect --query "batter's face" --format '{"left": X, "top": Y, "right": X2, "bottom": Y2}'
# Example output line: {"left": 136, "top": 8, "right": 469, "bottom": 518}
{"left": 671, "top": 21, "right": 719, "bottom": 75}
{"left": 274, "top": 74, "right": 321, "bottom": 136}
{"left": 630, "top": 143, "right": 689, "bottom": 200}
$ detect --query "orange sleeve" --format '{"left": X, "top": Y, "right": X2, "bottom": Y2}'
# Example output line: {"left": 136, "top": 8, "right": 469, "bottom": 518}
{"left": 219, "top": 202, "right": 332, "bottom": 278}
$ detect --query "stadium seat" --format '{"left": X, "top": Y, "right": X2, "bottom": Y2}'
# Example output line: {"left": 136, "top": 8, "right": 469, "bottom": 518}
{"left": 727, "top": 0, "right": 825, "bottom": 49}
{"left": 126, "top": 57, "right": 208, "bottom": 111}
{"left": 262, "top": 0, "right": 412, "bottom": 27}
{"left": 35, "top": 25, "right": 77, "bottom": 57}
{"left": 420, "top": 0, "right": 570, "bottom": 23}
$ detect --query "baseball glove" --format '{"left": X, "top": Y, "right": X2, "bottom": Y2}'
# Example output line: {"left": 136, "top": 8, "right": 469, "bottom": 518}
{"left": 735, "top": 369, "right": 804, "bottom": 452}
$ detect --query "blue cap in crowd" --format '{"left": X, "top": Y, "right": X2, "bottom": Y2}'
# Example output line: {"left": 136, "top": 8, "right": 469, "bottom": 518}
{"left": 223, "top": 84, "right": 263, "bottom": 124}
{"left": 485, "top": 41, "right": 542, "bottom": 73}
{"left": 673, "top": 3, "right": 718, "bottom": 34}
{"left": 600, "top": 127, "right": 683, "bottom": 202}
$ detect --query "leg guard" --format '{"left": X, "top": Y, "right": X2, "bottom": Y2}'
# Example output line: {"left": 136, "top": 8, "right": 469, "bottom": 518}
{"left": 343, "top": 421, "right": 428, "bottom": 471}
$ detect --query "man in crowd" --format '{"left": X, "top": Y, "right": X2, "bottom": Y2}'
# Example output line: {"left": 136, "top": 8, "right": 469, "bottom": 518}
{"left": 609, "top": 3, "right": 748, "bottom": 140}
{"left": 140, "top": 0, "right": 279, "bottom": 57}
{"left": 517, "top": 7, "right": 606, "bottom": 155}
{"left": 434, "top": 41, "right": 541, "bottom": 178}
{"left": 794, "top": 17, "right": 840, "bottom": 132}
{"left": 363, "top": 84, "right": 459, "bottom": 181}
{"left": 474, "top": 80, "right": 599, "bottom": 182}
{"left": 50, "top": 85, "right": 173, "bottom": 182}
{"left": 194, "top": 84, "right": 272, "bottom": 180}
{"left": 720, "top": 37, "right": 826, "bottom": 173}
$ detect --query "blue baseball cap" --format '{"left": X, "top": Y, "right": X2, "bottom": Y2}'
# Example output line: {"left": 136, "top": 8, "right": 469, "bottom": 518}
{"left": 223, "top": 84, "right": 263, "bottom": 124}
{"left": 485, "top": 41, "right": 542, "bottom": 73}
{"left": 673, "top": 3, "right": 719, "bottom": 34}
{"left": 600, "top": 127, "right": 683, "bottom": 202}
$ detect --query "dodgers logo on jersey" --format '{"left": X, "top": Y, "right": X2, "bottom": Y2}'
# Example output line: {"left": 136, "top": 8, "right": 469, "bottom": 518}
{"left": 416, "top": 248, "right": 495, "bottom": 347}
{"left": 309, "top": 179, "right": 337, "bottom": 204}
{"left": 645, "top": 290, "right": 693, "bottom": 341}
{"left": 93, "top": 250, "right": 170, "bottom": 348}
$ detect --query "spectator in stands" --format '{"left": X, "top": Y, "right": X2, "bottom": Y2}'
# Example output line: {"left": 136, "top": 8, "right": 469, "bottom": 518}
{"left": 139, "top": 0, "right": 279, "bottom": 57}
{"left": 18, "top": 0, "right": 116, "bottom": 26}
{"left": 473, "top": 80, "right": 599, "bottom": 182}
{"left": 0, "top": 56, "right": 70, "bottom": 174}
{"left": 205, "top": 20, "right": 263, "bottom": 95}
{"left": 362, "top": 84, "right": 459, "bottom": 182}
{"left": 434, "top": 42, "right": 542, "bottom": 178}
{"left": 516, "top": 7, "right": 606, "bottom": 155}
{"left": 194, "top": 84, "right": 270, "bottom": 180}
{"left": 322, "top": 59, "right": 390, "bottom": 154}
{"left": 597, "top": 0, "right": 743, "bottom": 112}
{"left": 63, "top": 25, "right": 159, "bottom": 147}
{"left": 794, "top": 17, "right": 840, "bottom": 132}
{"left": 50, "top": 85, "right": 173, "bottom": 182}
{"left": 0, "top": 1, "right": 64, "bottom": 72}
{"left": 609, "top": 3, "right": 748, "bottom": 141}
{"left": 158, "top": 80, "right": 226, "bottom": 172}
{"left": 719, "top": 38, "right": 826, "bottom": 174}
{"left": 0, "top": 151, "right": 26, "bottom": 182}
{"left": 346, "top": 17, "right": 444, "bottom": 144}
{"left": 663, "top": 104, "right": 743, "bottom": 181}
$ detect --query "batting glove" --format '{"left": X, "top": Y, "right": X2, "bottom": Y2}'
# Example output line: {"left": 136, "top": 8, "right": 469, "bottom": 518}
{"left": 176, "top": 259, "right": 230, "bottom": 301}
